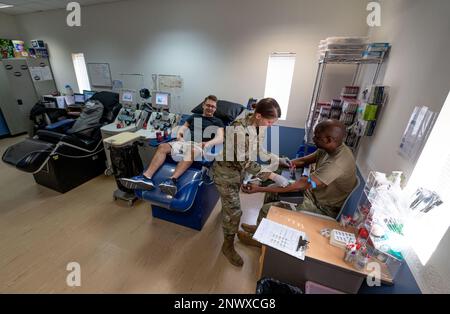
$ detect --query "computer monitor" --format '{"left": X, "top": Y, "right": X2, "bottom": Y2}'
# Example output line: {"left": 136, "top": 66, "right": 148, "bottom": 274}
{"left": 152, "top": 92, "right": 170, "bottom": 110}
{"left": 74, "top": 93, "right": 85, "bottom": 104}
{"left": 83, "top": 90, "right": 96, "bottom": 101}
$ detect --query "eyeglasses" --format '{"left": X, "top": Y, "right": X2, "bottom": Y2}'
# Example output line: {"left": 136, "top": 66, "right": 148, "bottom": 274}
{"left": 313, "top": 135, "right": 328, "bottom": 142}
{"left": 205, "top": 104, "right": 216, "bottom": 109}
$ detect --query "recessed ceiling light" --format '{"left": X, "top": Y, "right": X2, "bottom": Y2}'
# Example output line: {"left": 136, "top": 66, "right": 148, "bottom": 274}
{"left": 0, "top": 3, "right": 14, "bottom": 9}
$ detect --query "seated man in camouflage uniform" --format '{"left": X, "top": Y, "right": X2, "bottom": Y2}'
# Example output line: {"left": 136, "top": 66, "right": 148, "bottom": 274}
{"left": 239, "top": 119, "right": 357, "bottom": 247}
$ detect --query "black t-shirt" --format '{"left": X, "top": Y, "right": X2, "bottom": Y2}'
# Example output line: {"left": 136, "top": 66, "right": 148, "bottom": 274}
{"left": 185, "top": 114, "right": 225, "bottom": 142}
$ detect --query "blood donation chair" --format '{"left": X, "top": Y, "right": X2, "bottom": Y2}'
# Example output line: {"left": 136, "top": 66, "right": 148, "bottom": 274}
{"left": 135, "top": 100, "right": 245, "bottom": 230}
{"left": 2, "top": 91, "right": 121, "bottom": 193}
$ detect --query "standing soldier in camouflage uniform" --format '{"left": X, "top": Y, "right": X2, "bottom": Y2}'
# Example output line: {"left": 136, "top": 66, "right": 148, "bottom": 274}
{"left": 211, "top": 98, "right": 290, "bottom": 266}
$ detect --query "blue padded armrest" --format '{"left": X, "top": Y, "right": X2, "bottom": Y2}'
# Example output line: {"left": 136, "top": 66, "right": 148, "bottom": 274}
{"left": 135, "top": 163, "right": 204, "bottom": 212}
{"left": 45, "top": 119, "right": 75, "bottom": 131}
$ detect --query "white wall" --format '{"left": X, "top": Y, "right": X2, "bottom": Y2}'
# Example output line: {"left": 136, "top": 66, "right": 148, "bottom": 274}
{"left": 0, "top": 12, "right": 20, "bottom": 39}
{"left": 14, "top": 0, "right": 369, "bottom": 127}
{"left": 357, "top": 0, "right": 450, "bottom": 178}
{"left": 356, "top": 0, "right": 450, "bottom": 293}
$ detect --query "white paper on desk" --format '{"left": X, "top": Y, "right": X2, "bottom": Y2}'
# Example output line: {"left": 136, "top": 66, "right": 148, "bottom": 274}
{"left": 253, "top": 218, "right": 308, "bottom": 260}
{"left": 64, "top": 96, "right": 75, "bottom": 106}
{"left": 55, "top": 96, "right": 66, "bottom": 109}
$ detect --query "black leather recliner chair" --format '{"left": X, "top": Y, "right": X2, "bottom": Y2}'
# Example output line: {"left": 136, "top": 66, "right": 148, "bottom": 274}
{"left": 2, "top": 91, "right": 121, "bottom": 193}
{"left": 29, "top": 101, "right": 71, "bottom": 135}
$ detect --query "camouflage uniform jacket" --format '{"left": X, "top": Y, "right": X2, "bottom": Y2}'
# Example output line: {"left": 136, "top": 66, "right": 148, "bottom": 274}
{"left": 211, "top": 113, "right": 279, "bottom": 184}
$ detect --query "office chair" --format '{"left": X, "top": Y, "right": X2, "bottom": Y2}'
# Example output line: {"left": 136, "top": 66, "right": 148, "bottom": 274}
{"left": 335, "top": 175, "right": 361, "bottom": 221}
{"left": 280, "top": 175, "right": 362, "bottom": 222}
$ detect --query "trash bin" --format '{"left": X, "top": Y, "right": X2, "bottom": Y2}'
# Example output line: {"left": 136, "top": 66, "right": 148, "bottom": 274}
{"left": 256, "top": 277, "right": 303, "bottom": 294}
{"left": 104, "top": 132, "right": 143, "bottom": 206}
{"left": 110, "top": 141, "right": 143, "bottom": 193}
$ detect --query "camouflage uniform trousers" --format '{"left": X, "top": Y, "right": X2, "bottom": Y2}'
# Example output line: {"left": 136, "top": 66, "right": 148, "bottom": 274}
{"left": 256, "top": 190, "right": 339, "bottom": 225}
{"left": 212, "top": 161, "right": 290, "bottom": 236}
{"left": 210, "top": 162, "right": 244, "bottom": 237}
{"left": 214, "top": 180, "right": 243, "bottom": 237}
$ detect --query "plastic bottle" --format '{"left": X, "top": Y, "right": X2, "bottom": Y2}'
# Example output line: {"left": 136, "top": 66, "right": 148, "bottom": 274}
{"left": 354, "top": 250, "right": 369, "bottom": 270}
{"left": 65, "top": 85, "right": 74, "bottom": 96}
{"left": 356, "top": 218, "right": 371, "bottom": 244}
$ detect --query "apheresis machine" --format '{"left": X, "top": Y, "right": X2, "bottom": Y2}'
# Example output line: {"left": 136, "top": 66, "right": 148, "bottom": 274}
{"left": 136, "top": 91, "right": 178, "bottom": 139}
{"left": 102, "top": 89, "right": 179, "bottom": 203}
{"left": 101, "top": 89, "right": 149, "bottom": 137}
{"left": 102, "top": 89, "right": 179, "bottom": 174}
{"left": 101, "top": 89, "right": 150, "bottom": 174}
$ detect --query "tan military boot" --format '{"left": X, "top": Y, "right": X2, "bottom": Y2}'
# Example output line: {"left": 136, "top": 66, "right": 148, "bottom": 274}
{"left": 237, "top": 230, "right": 262, "bottom": 248}
{"left": 222, "top": 235, "right": 244, "bottom": 267}
{"left": 241, "top": 223, "right": 257, "bottom": 234}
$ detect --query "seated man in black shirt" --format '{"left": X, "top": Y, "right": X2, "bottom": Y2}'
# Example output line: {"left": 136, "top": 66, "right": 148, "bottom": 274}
{"left": 120, "top": 95, "right": 224, "bottom": 196}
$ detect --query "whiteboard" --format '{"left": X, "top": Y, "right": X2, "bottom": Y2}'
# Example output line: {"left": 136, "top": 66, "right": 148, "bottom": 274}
{"left": 87, "top": 63, "right": 112, "bottom": 87}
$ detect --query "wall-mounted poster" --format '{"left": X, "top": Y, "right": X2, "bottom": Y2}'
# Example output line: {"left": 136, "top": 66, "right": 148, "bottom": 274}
{"left": 87, "top": 63, "right": 112, "bottom": 87}
{"left": 0, "top": 39, "right": 14, "bottom": 59}
{"left": 157, "top": 74, "right": 184, "bottom": 113}
{"left": 12, "top": 40, "right": 29, "bottom": 58}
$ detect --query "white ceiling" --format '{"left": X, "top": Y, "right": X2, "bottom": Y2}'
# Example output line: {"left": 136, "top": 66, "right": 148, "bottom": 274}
{"left": 0, "top": 0, "right": 129, "bottom": 15}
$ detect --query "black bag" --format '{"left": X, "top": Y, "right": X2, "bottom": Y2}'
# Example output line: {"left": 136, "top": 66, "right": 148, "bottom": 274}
{"left": 256, "top": 277, "right": 303, "bottom": 294}
{"left": 110, "top": 143, "right": 143, "bottom": 193}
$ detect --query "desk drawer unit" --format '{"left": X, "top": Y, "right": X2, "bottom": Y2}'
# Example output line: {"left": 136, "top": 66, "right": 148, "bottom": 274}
{"left": 261, "top": 247, "right": 364, "bottom": 294}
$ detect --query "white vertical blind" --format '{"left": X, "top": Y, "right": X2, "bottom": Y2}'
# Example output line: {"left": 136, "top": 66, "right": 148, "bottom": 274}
{"left": 72, "top": 53, "right": 91, "bottom": 93}
{"left": 264, "top": 53, "right": 296, "bottom": 120}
